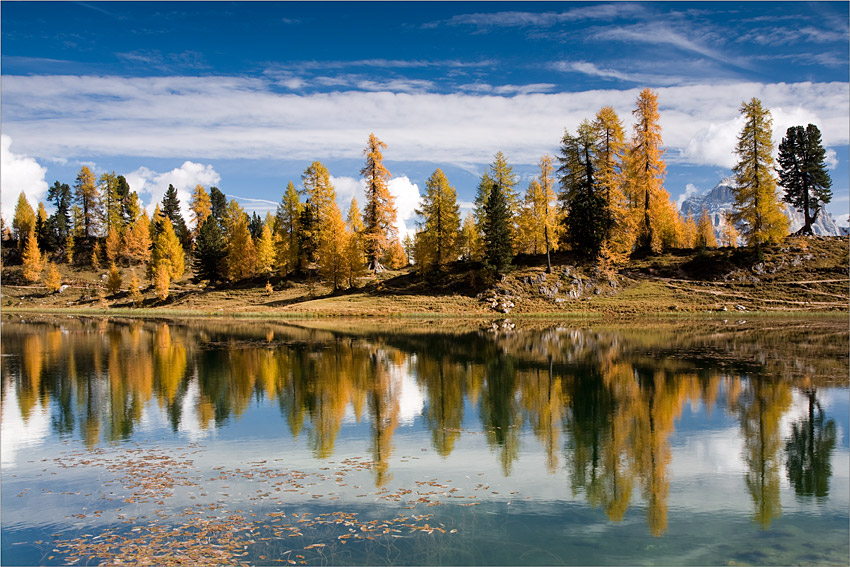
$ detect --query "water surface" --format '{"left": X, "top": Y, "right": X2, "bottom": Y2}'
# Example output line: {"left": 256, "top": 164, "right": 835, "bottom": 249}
{"left": 2, "top": 316, "right": 848, "bottom": 565}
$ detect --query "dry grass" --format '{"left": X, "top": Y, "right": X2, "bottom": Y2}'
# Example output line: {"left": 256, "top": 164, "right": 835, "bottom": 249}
{"left": 2, "top": 236, "right": 846, "bottom": 318}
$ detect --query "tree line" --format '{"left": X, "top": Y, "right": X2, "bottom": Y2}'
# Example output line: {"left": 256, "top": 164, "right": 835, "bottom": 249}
{"left": 5, "top": 89, "right": 833, "bottom": 298}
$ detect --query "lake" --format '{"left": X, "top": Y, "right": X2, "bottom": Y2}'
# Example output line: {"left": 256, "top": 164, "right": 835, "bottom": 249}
{"left": 1, "top": 315, "right": 848, "bottom": 566}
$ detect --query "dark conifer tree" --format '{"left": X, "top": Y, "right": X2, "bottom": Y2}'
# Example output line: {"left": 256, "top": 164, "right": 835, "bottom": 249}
{"left": 777, "top": 124, "right": 833, "bottom": 235}
{"left": 116, "top": 175, "right": 132, "bottom": 223}
{"left": 161, "top": 184, "right": 190, "bottom": 248}
{"left": 298, "top": 198, "right": 317, "bottom": 269}
{"left": 210, "top": 186, "right": 227, "bottom": 224}
{"left": 193, "top": 216, "right": 227, "bottom": 283}
{"left": 559, "top": 121, "right": 607, "bottom": 257}
{"left": 47, "top": 181, "right": 73, "bottom": 240}
{"left": 249, "top": 212, "right": 264, "bottom": 240}
{"left": 482, "top": 178, "right": 513, "bottom": 274}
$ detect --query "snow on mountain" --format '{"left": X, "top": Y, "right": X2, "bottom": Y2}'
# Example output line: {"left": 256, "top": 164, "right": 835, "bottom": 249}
{"left": 679, "top": 178, "right": 843, "bottom": 243}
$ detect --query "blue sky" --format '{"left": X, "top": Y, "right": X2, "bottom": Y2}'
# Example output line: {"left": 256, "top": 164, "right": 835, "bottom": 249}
{"left": 2, "top": 1, "right": 848, "bottom": 232}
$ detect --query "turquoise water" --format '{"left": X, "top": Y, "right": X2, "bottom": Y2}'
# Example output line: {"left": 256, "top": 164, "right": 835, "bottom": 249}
{"left": 1, "top": 316, "right": 847, "bottom": 565}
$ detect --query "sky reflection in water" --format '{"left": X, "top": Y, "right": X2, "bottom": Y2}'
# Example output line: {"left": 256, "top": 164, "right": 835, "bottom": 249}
{"left": 1, "top": 316, "right": 848, "bottom": 566}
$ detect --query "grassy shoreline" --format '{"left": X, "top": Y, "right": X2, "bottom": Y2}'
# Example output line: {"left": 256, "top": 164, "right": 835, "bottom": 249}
{"left": 3, "top": 236, "right": 847, "bottom": 320}
{"left": 4, "top": 305, "right": 846, "bottom": 322}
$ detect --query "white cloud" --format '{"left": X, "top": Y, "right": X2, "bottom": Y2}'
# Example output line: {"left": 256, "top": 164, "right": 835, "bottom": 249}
{"left": 680, "top": 96, "right": 846, "bottom": 168}
{"left": 824, "top": 148, "right": 839, "bottom": 170}
{"left": 330, "top": 175, "right": 420, "bottom": 239}
{"left": 124, "top": 161, "right": 221, "bottom": 226}
{"left": 682, "top": 117, "right": 744, "bottom": 169}
{"left": 388, "top": 176, "right": 421, "bottom": 240}
{"left": 1, "top": 380, "right": 51, "bottom": 469}
{"left": 0, "top": 134, "right": 49, "bottom": 223}
{"left": 836, "top": 213, "right": 849, "bottom": 227}
{"left": 2, "top": 75, "right": 848, "bottom": 173}
{"left": 330, "top": 175, "right": 367, "bottom": 211}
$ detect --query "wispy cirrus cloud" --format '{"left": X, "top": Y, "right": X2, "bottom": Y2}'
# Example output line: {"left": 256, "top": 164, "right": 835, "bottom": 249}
{"left": 423, "top": 3, "right": 644, "bottom": 30}
{"left": 590, "top": 21, "right": 732, "bottom": 65}
{"left": 116, "top": 49, "right": 211, "bottom": 71}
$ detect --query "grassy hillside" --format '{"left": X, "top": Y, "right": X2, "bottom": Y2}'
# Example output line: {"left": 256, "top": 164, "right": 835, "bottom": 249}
{"left": 2, "top": 236, "right": 847, "bottom": 317}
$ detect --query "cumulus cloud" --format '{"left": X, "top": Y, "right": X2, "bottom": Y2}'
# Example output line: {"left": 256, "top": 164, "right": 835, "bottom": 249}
{"left": 124, "top": 161, "right": 221, "bottom": 226}
{"left": 681, "top": 99, "right": 839, "bottom": 168}
{"left": 825, "top": 148, "right": 839, "bottom": 170}
{"left": 388, "top": 176, "right": 422, "bottom": 239}
{"left": 0, "top": 134, "right": 49, "bottom": 223}
{"left": 330, "top": 175, "right": 367, "bottom": 211}
{"left": 2, "top": 75, "right": 848, "bottom": 173}
{"left": 330, "top": 175, "right": 421, "bottom": 239}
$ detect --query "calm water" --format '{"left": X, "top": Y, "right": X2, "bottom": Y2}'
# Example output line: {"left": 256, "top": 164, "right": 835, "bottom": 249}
{"left": 1, "top": 315, "right": 848, "bottom": 566}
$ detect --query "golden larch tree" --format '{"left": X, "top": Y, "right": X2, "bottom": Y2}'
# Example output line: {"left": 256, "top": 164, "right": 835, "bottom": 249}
{"left": 317, "top": 201, "right": 349, "bottom": 290}
{"left": 21, "top": 226, "right": 44, "bottom": 282}
{"left": 74, "top": 165, "right": 101, "bottom": 238}
{"left": 415, "top": 168, "right": 461, "bottom": 272}
{"left": 344, "top": 197, "right": 368, "bottom": 287}
{"left": 624, "top": 89, "right": 678, "bottom": 253}
{"left": 189, "top": 184, "right": 212, "bottom": 239}
{"left": 150, "top": 217, "right": 185, "bottom": 284}
{"left": 122, "top": 211, "right": 152, "bottom": 265}
{"left": 361, "top": 133, "right": 397, "bottom": 270}
{"left": 12, "top": 192, "right": 36, "bottom": 247}
{"left": 696, "top": 207, "right": 718, "bottom": 248}
{"left": 256, "top": 223, "right": 275, "bottom": 275}
{"left": 44, "top": 262, "right": 62, "bottom": 293}
{"left": 731, "top": 98, "right": 790, "bottom": 248}
{"left": 225, "top": 206, "right": 258, "bottom": 281}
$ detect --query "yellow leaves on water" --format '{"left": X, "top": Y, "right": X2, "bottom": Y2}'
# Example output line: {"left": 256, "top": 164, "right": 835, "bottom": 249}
{"left": 45, "top": 444, "right": 470, "bottom": 566}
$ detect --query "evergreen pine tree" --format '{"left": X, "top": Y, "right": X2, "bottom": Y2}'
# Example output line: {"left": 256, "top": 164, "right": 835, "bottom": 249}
{"left": 210, "top": 186, "right": 228, "bottom": 223}
{"left": 298, "top": 200, "right": 318, "bottom": 269}
{"left": 161, "top": 185, "right": 190, "bottom": 249}
{"left": 35, "top": 202, "right": 52, "bottom": 252}
{"left": 47, "top": 181, "right": 73, "bottom": 240}
{"left": 731, "top": 98, "right": 790, "bottom": 247}
{"left": 777, "top": 124, "right": 833, "bottom": 235}
{"left": 482, "top": 178, "right": 513, "bottom": 273}
{"left": 116, "top": 175, "right": 133, "bottom": 224}
{"left": 559, "top": 121, "right": 607, "bottom": 258}
{"left": 193, "top": 216, "right": 227, "bottom": 283}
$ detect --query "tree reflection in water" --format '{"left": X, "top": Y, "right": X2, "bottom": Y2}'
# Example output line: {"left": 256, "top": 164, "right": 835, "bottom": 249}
{"left": 1, "top": 317, "right": 846, "bottom": 535}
